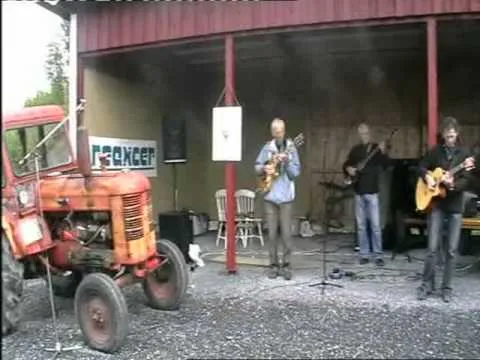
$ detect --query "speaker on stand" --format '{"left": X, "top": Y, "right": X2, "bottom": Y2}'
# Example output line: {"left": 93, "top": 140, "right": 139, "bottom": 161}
{"left": 159, "top": 116, "right": 193, "bottom": 263}
{"left": 162, "top": 116, "right": 187, "bottom": 211}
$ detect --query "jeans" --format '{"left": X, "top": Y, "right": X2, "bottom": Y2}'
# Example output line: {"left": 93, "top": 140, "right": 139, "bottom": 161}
{"left": 265, "top": 201, "right": 293, "bottom": 267}
{"left": 355, "top": 193, "right": 383, "bottom": 259}
{"left": 421, "top": 207, "right": 462, "bottom": 291}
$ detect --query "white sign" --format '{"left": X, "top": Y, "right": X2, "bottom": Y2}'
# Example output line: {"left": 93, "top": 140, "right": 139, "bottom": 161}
{"left": 212, "top": 106, "right": 242, "bottom": 162}
{"left": 90, "top": 136, "right": 157, "bottom": 177}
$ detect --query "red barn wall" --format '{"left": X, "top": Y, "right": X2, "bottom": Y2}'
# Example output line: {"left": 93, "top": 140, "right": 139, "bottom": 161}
{"left": 77, "top": 0, "right": 480, "bottom": 54}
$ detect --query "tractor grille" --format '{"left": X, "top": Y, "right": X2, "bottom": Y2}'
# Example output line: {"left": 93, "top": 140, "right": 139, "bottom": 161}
{"left": 122, "top": 193, "right": 144, "bottom": 241}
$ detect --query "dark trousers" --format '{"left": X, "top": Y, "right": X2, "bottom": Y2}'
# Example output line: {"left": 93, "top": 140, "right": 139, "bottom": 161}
{"left": 265, "top": 201, "right": 293, "bottom": 267}
{"left": 421, "top": 207, "right": 462, "bottom": 291}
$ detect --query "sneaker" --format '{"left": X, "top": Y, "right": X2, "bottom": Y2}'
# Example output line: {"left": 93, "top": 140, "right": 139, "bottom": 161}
{"left": 281, "top": 265, "right": 292, "bottom": 281}
{"left": 416, "top": 285, "right": 431, "bottom": 301}
{"left": 441, "top": 288, "right": 452, "bottom": 303}
{"left": 359, "top": 258, "right": 369, "bottom": 265}
{"left": 375, "top": 258, "right": 385, "bottom": 267}
{"left": 267, "top": 265, "right": 279, "bottom": 279}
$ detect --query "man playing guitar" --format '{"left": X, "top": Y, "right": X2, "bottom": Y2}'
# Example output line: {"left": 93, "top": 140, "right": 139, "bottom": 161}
{"left": 416, "top": 116, "right": 475, "bottom": 303}
{"left": 254, "top": 118, "right": 301, "bottom": 280}
{"left": 343, "top": 123, "right": 391, "bottom": 266}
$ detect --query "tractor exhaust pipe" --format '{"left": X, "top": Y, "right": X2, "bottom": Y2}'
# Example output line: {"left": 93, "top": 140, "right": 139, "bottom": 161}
{"left": 75, "top": 99, "right": 91, "bottom": 180}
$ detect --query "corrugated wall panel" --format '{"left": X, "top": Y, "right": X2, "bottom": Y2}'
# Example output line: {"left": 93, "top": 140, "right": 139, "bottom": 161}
{"left": 77, "top": 0, "right": 479, "bottom": 54}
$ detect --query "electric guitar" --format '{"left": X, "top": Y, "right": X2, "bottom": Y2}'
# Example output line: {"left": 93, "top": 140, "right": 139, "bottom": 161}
{"left": 344, "top": 128, "right": 398, "bottom": 186}
{"left": 415, "top": 157, "right": 476, "bottom": 212}
{"left": 257, "top": 133, "right": 304, "bottom": 194}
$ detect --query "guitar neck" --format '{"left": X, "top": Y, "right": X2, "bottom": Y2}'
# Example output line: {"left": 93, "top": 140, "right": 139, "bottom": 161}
{"left": 449, "top": 162, "right": 465, "bottom": 176}
{"left": 357, "top": 145, "right": 380, "bottom": 169}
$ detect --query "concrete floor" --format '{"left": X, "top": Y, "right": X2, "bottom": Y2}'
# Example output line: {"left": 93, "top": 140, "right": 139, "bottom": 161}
{"left": 2, "top": 233, "right": 480, "bottom": 360}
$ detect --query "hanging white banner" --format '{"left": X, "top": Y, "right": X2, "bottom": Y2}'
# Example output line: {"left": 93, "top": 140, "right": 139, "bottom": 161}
{"left": 212, "top": 106, "right": 242, "bottom": 162}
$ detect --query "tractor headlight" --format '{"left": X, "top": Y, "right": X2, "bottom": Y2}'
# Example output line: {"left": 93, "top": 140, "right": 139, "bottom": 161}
{"left": 16, "top": 183, "right": 36, "bottom": 209}
{"left": 18, "top": 190, "right": 29, "bottom": 206}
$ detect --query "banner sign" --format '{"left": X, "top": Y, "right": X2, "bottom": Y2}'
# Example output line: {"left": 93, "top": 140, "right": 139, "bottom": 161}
{"left": 90, "top": 136, "right": 157, "bottom": 177}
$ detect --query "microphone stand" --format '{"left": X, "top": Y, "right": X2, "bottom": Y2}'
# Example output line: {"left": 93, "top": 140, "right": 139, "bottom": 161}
{"left": 308, "top": 225, "right": 344, "bottom": 294}
{"left": 308, "top": 138, "right": 344, "bottom": 294}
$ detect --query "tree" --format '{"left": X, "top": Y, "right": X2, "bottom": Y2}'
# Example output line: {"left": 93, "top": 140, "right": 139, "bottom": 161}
{"left": 24, "top": 19, "right": 70, "bottom": 110}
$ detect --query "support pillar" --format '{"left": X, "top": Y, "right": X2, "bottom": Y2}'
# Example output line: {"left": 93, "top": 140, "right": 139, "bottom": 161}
{"left": 68, "top": 13, "right": 78, "bottom": 157}
{"left": 427, "top": 18, "right": 438, "bottom": 147}
{"left": 224, "top": 35, "right": 237, "bottom": 273}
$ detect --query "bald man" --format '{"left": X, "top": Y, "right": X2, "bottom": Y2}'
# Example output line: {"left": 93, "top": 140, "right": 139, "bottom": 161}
{"left": 255, "top": 118, "right": 301, "bottom": 280}
{"left": 343, "top": 124, "right": 390, "bottom": 266}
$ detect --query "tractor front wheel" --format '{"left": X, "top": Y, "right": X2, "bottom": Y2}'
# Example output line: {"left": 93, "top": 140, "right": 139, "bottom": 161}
{"left": 74, "top": 273, "right": 128, "bottom": 353}
{"left": 143, "top": 238, "right": 189, "bottom": 311}
{"left": 2, "top": 233, "right": 24, "bottom": 335}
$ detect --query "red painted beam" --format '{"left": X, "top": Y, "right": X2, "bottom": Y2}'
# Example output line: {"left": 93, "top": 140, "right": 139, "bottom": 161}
{"left": 224, "top": 35, "right": 237, "bottom": 274}
{"left": 427, "top": 18, "right": 438, "bottom": 147}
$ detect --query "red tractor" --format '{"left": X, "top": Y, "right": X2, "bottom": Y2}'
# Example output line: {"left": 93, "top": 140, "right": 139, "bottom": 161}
{"left": 1, "top": 101, "right": 191, "bottom": 353}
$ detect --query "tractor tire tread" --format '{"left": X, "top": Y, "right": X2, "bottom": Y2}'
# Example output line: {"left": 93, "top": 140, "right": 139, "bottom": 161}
{"left": 143, "top": 238, "right": 189, "bottom": 311}
{"left": 74, "top": 272, "right": 128, "bottom": 353}
{"left": 2, "top": 233, "right": 24, "bottom": 336}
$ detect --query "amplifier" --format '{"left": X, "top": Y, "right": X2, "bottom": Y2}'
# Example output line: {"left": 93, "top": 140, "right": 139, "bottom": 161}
{"left": 158, "top": 211, "right": 193, "bottom": 263}
{"left": 464, "top": 194, "right": 479, "bottom": 218}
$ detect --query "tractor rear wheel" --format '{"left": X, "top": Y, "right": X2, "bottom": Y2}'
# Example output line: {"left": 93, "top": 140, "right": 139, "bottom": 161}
{"left": 74, "top": 273, "right": 128, "bottom": 353}
{"left": 2, "top": 233, "right": 24, "bottom": 335}
{"left": 143, "top": 238, "right": 189, "bottom": 311}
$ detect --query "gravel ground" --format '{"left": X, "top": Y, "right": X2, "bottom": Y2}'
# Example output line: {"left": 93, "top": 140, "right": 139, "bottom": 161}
{"left": 2, "top": 259, "right": 480, "bottom": 360}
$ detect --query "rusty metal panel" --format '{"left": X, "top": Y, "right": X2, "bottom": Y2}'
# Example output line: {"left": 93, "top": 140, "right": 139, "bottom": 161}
{"left": 77, "top": 0, "right": 479, "bottom": 54}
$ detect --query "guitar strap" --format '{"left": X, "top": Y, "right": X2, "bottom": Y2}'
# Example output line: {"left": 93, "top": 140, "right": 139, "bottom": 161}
{"left": 443, "top": 145, "right": 456, "bottom": 171}
{"left": 275, "top": 139, "right": 287, "bottom": 174}
{"left": 366, "top": 143, "right": 373, "bottom": 156}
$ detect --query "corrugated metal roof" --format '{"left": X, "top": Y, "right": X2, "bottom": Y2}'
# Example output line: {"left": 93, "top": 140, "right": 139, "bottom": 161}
{"left": 76, "top": 0, "right": 480, "bottom": 54}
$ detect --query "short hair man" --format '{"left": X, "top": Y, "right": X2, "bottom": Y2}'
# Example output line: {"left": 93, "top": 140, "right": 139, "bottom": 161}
{"left": 343, "top": 123, "right": 391, "bottom": 266}
{"left": 416, "top": 116, "right": 475, "bottom": 302}
{"left": 254, "top": 118, "right": 301, "bottom": 280}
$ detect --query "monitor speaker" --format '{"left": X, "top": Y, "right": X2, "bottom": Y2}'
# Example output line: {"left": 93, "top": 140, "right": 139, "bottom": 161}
{"left": 158, "top": 211, "right": 193, "bottom": 263}
{"left": 162, "top": 117, "right": 187, "bottom": 163}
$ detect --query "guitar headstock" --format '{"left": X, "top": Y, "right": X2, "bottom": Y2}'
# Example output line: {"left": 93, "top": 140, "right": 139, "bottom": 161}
{"left": 292, "top": 133, "right": 305, "bottom": 148}
{"left": 388, "top": 128, "right": 399, "bottom": 141}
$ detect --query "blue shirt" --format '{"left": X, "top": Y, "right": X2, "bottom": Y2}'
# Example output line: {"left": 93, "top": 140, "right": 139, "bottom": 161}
{"left": 254, "top": 139, "right": 301, "bottom": 204}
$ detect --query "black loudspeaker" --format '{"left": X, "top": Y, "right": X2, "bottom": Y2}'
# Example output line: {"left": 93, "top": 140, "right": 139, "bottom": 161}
{"left": 384, "top": 159, "right": 425, "bottom": 252}
{"left": 389, "top": 159, "right": 420, "bottom": 216}
{"left": 162, "top": 117, "right": 187, "bottom": 163}
{"left": 158, "top": 211, "right": 193, "bottom": 263}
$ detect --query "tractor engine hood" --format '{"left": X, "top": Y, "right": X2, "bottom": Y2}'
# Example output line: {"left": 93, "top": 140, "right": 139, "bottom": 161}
{"left": 39, "top": 171, "right": 151, "bottom": 212}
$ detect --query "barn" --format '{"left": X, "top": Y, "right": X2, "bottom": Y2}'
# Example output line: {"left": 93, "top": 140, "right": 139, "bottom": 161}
{"left": 40, "top": 1, "right": 480, "bottom": 249}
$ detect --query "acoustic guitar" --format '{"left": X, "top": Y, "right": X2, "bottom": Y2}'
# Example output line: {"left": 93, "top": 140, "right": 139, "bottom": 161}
{"left": 415, "top": 157, "right": 476, "bottom": 212}
{"left": 257, "top": 133, "right": 304, "bottom": 194}
{"left": 344, "top": 128, "right": 398, "bottom": 186}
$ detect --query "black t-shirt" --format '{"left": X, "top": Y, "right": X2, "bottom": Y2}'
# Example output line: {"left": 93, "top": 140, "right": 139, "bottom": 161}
{"left": 418, "top": 144, "right": 472, "bottom": 213}
{"left": 343, "top": 143, "right": 390, "bottom": 195}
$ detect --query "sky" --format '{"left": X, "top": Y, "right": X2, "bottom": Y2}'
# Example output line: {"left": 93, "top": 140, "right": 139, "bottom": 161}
{"left": 2, "top": 1, "right": 63, "bottom": 112}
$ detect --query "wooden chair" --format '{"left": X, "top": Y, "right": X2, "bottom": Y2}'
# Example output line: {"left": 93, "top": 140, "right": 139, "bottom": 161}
{"left": 235, "top": 189, "right": 264, "bottom": 247}
{"left": 214, "top": 189, "right": 245, "bottom": 248}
